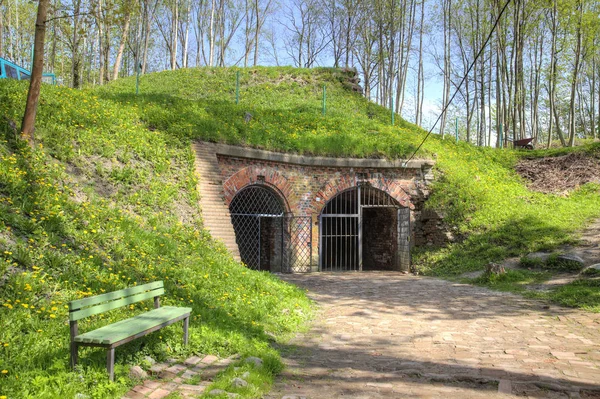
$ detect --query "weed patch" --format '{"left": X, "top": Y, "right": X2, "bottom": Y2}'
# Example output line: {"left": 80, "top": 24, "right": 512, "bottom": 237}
{"left": 547, "top": 280, "right": 600, "bottom": 312}
{"left": 0, "top": 78, "right": 312, "bottom": 399}
{"left": 2, "top": 66, "right": 600, "bottom": 397}
{"left": 545, "top": 254, "right": 586, "bottom": 272}
{"left": 470, "top": 269, "right": 551, "bottom": 293}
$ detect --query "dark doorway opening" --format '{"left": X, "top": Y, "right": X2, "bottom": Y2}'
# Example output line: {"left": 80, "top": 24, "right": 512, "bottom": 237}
{"left": 362, "top": 207, "right": 398, "bottom": 271}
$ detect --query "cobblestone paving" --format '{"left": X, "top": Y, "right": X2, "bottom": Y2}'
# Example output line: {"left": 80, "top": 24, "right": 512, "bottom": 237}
{"left": 267, "top": 272, "right": 600, "bottom": 399}
{"left": 122, "top": 354, "right": 237, "bottom": 399}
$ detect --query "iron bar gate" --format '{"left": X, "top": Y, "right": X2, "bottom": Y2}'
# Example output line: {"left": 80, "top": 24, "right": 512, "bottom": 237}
{"left": 284, "top": 216, "right": 313, "bottom": 273}
{"left": 319, "top": 183, "right": 411, "bottom": 272}
{"left": 229, "top": 185, "right": 312, "bottom": 273}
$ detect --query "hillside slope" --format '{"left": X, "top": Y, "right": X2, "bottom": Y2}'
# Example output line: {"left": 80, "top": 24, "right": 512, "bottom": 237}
{"left": 101, "top": 67, "right": 600, "bottom": 275}
{"left": 1, "top": 66, "right": 600, "bottom": 398}
{"left": 0, "top": 77, "right": 311, "bottom": 399}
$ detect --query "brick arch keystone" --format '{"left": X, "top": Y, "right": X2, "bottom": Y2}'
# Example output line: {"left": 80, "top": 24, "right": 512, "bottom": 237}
{"left": 310, "top": 173, "right": 413, "bottom": 214}
{"left": 222, "top": 166, "right": 293, "bottom": 211}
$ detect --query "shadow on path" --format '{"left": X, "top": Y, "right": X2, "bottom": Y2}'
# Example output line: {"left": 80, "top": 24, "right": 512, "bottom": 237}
{"left": 267, "top": 272, "right": 600, "bottom": 398}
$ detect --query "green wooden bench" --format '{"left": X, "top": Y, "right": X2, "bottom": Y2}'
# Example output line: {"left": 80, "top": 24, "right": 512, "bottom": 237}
{"left": 68, "top": 281, "right": 191, "bottom": 381}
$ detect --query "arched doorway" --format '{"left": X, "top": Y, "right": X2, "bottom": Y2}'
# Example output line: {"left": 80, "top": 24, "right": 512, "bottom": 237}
{"left": 319, "top": 183, "right": 410, "bottom": 272}
{"left": 229, "top": 184, "right": 313, "bottom": 272}
{"left": 229, "top": 185, "right": 285, "bottom": 271}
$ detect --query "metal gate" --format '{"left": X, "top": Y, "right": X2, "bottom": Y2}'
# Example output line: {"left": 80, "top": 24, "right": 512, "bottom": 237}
{"left": 229, "top": 185, "right": 312, "bottom": 272}
{"left": 319, "top": 183, "right": 411, "bottom": 272}
{"left": 283, "top": 216, "right": 313, "bottom": 273}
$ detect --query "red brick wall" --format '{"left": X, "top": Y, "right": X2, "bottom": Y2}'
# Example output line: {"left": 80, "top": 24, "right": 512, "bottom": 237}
{"left": 219, "top": 155, "right": 422, "bottom": 214}
{"left": 215, "top": 155, "right": 443, "bottom": 260}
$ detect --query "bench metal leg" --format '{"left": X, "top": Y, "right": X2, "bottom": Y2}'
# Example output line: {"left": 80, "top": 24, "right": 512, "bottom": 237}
{"left": 107, "top": 348, "right": 115, "bottom": 381}
{"left": 70, "top": 320, "right": 79, "bottom": 369}
{"left": 70, "top": 342, "right": 78, "bottom": 369}
{"left": 183, "top": 316, "right": 189, "bottom": 345}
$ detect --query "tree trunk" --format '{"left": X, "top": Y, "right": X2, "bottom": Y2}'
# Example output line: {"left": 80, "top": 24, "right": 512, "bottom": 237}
{"left": 50, "top": 7, "right": 57, "bottom": 72}
{"left": 547, "top": 1, "right": 557, "bottom": 148}
{"left": 568, "top": 1, "right": 583, "bottom": 147}
{"left": 218, "top": 0, "right": 225, "bottom": 66}
{"left": 171, "top": 0, "right": 179, "bottom": 70}
{"left": 440, "top": 0, "right": 451, "bottom": 138}
{"left": 113, "top": 12, "right": 132, "bottom": 80}
{"left": 415, "top": 0, "right": 425, "bottom": 126}
{"left": 243, "top": 0, "right": 251, "bottom": 67}
{"left": 209, "top": 0, "right": 215, "bottom": 66}
{"left": 253, "top": 0, "right": 260, "bottom": 66}
{"left": 21, "top": 0, "right": 49, "bottom": 144}
{"left": 0, "top": 5, "right": 3, "bottom": 56}
{"left": 592, "top": 55, "right": 596, "bottom": 140}
{"left": 495, "top": 0, "right": 503, "bottom": 147}
{"left": 72, "top": 0, "right": 82, "bottom": 88}
{"left": 183, "top": 1, "right": 191, "bottom": 68}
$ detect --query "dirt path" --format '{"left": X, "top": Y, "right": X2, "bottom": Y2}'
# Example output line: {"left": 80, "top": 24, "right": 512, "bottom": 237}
{"left": 267, "top": 273, "right": 600, "bottom": 399}
{"left": 561, "top": 218, "right": 600, "bottom": 266}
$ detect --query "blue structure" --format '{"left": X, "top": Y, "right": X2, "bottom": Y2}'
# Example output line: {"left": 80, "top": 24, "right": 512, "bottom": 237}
{"left": 0, "top": 56, "right": 56, "bottom": 84}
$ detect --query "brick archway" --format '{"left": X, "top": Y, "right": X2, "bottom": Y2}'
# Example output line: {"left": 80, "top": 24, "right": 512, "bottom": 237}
{"left": 310, "top": 173, "right": 413, "bottom": 215}
{"left": 223, "top": 166, "right": 293, "bottom": 212}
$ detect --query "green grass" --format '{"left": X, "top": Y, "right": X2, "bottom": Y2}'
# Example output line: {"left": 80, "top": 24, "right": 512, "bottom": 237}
{"left": 546, "top": 279, "right": 600, "bottom": 312}
{"left": 0, "top": 78, "right": 312, "bottom": 399}
{"left": 526, "top": 278, "right": 600, "bottom": 313}
{"left": 1, "top": 66, "right": 600, "bottom": 397}
{"left": 469, "top": 269, "right": 552, "bottom": 294}
{"left": 97, "top": 67, "right": 600, "bottom": 280}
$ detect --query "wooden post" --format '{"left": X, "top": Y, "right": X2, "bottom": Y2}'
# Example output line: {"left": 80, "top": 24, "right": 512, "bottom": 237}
{"left": 107, "top": 348, "right": 115, "bottom": 381}
{"left": 235, "top": 70, "right": 240, "bottom": 104}
{"left": 154, "top": 296, "right": 160, "bottom": 309}
{"left": 322, "top": 85, "right": 326, "bottom": 116}
{"left": 70, "top": 320, "right": 79, "bottom": 368}
{"left": 183, "top": 316, "right": 189, "bottom": 345}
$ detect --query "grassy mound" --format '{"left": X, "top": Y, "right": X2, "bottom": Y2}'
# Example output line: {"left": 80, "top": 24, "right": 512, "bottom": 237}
{"left": 1, "top": 66, "right": 600, "bottom": 398}
{"left": 99, "top": 67, "right": 600, "bottom": 277}
{"left": 0, "top": 79, "right": 311, "bottom": 399}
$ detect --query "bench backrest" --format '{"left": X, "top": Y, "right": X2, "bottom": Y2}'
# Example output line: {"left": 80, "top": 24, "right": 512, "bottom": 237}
{"left": 68, "top": 281, "right": 164, "bottom": 321}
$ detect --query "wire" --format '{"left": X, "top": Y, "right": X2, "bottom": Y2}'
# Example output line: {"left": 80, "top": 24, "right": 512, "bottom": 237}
{"left": 403, "top": 0, "right": 513, "bottom": 166}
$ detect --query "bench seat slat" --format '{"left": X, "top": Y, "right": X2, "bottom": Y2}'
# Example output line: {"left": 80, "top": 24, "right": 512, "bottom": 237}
{"left": 70, "top": 288, "right": 165, "bottom": 321}
{"left": 74, "top": 306, "right": 192, "bottom": 345}
{"left": 69, "top": 281, "right": 163, "bottom": 310}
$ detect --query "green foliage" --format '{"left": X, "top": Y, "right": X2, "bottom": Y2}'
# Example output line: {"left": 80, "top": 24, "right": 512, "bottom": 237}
{"left": 519, "top": 256, "right": 544, "bottom": 269}
{"left": 95, "top": 67, "right": 600, "bottom": 281}
{"left": 546, "top": 279, "right": 600, "bottom": 312}
{"left": 471, "top": 269, "right": 551, "bottom": 293}
{"left": 0, "top": 78, "right": 312, "bottom": 399}
{"left": 582, "top": 267, "right": 600, "bottom": 277}
{"left": 545, "top": 254, "right": 586, "bottom": 272}
{"left": 1, "top": 65, "right": 600, "bottom": 397}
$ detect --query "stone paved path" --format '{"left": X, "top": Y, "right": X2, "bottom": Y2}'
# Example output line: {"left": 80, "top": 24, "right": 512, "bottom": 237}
{"left": 267, "top": 272, "right": 600, "bottom": 399}
{"left": 122, "top": 354, "right": 237, "bottom": 399}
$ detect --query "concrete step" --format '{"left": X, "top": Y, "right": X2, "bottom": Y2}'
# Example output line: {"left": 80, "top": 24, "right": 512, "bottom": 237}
{"left": 201, "top": 207, "right": 230, "bottom": 213}
{"left": 203, "top": 216, "right": 233, "bottom": 222}
{"left": 200, "top": 203, "right": 229, "bottom": 208}
{"left": 199, "top": 199, "right": 226, "bottom": 205}
{"left": 207, "top": 227, "right": 234, "bottom": 233}
{"left": 203, "top": 215, "right": 233, "bottom": 220}
{"left": 206, "top": 231, "right": 236, "bottom": 237}
{"left": 200, "top": 189, "right": 225, "bottom": 194}
{"left": 194, "top": 142, "right": 243, "bottom": 261}
{"left": 205, "top": 227, "right": 236, "bottom": 234}
{"left": 202, "top": 213, "right": 232, "bottom": 219}
{"left": 204, "top": 219, "right": 234, "bottom": 224}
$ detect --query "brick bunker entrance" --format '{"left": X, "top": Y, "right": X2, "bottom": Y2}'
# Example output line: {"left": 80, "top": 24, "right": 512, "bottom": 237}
{"left": 194, "top": 142, "right": 440, "bottom": 273}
